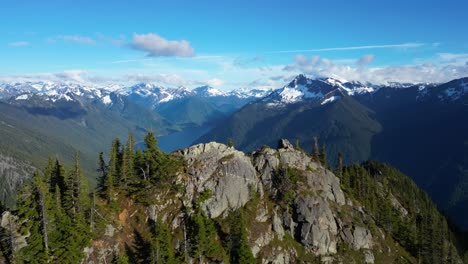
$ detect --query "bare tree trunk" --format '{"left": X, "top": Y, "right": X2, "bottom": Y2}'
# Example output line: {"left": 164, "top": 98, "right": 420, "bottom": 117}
{"left": 139, "top": 167, "right": 148, "bottom": 181}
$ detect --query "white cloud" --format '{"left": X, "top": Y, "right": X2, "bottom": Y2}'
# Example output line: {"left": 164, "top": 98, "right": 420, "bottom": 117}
{"left": 356, "top": 54, "right": 375, "bottom": 66}
{"left": 48, "top": 35, "right": 96, "bottom": 45}
{"left": 283, "top": 54, "right": 468, "bottom": 84}
{"left": 268, "top": 43, "right": 426, "bottom": 54}
{"left": 204, "top": 78, "right": 224, "bottom": 87}
{"left": 130, "top": 33, "right": 195, "bottom": 57}
{"left": 8, "top": 41, "right": 29, "bottom": 47}
{"left": 437, "top": 53, "right": 468, "bottom": 64}
{"left": 233, "top": 56, "right": 263, "bottom": 67}
{"left": 0, "top": 70, "right": 91, "bottom": 83}
{"left": 96, "top": 33, "right": 126, "bottom": 46}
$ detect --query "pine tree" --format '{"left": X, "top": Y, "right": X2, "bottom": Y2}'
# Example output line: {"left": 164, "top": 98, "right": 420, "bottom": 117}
{"left": 121, "top": 132, "right": 135, "bottom": 187}
{"left": 150, "top": 219, "right": 175, "bottom": 264}
{"left": 144, "top": 132, "right": 159, "bottom": 182}
{"left": 312, "top": 136, "right": 319, "bottom": 162}
{"left": 60, "top": 153, "right": 90, "bottom": 262}
{"left": 49, "top": 159, "right": 67, "bottom": 198}
{"left": 335, "top": 152, "right": 343, "bottom": 177}
{"left": 65, "top": 152, "right": 86, "bottom": 216}
{"left": 227, "top": 138, "right": 234, "bottom": 148}
{"left": 319, "top": 143, "right": 327, "bottom": 168}
{"left": 16, "top": 171, "right": 50, "bottom": 263}
{"left": 106, "top": 139, "right": 121, "bottom": 202}
{"left": 189, "top": 205, "right": 225, "bottom": 263}
{"left": 229, "top": 210, "right": 255, "bottom": 264}
{"left": 97, "top": 151, "right": 108, "bottom": 193}
{"left": 134, "top": 147, "right": 148, "bottom": 181}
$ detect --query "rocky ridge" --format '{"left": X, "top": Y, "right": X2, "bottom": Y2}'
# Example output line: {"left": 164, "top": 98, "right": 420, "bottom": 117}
{"left": 68, "top": 139, "right": 433, "bottom": 263}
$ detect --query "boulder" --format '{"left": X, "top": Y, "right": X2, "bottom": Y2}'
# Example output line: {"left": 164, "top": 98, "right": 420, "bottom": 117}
{"left": 180, "top": 142, "right": 258, "bottom": 218}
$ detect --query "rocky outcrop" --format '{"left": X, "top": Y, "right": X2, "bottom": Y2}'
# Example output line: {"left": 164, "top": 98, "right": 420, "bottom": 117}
{"left": 84, "top": 138, "right": 439, "bottom": 264}
{"left": 0, "top": 153, "right": 34, "bottom": 207}
{"left": 340, "top": 225, "right": 373, "bottom": 250}
{"left": 294, "top": 195, "right": 338, "bottom": 255}
{"left": 1, "top": 211, "right": 28, "bottom": 252}
{"left": 178, "top": 142, "right": 258, "bottom": 218}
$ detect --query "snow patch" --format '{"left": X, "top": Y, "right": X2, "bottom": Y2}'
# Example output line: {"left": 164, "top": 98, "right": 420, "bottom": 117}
{"left": 15, "top": 94, "right": 30, "bottom": 100}
{"left": 321, "top": 96, "right": 341, "bottom": 105}
{"left": 102, "top": 95, "right": 112, "bottom": 105}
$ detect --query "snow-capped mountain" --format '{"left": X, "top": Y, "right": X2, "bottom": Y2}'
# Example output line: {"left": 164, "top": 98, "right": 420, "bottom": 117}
{"left": 2, "top": 75, "right": 466, "bottom": 111}
{"left": 262, "top": 74, "right": 377, "bottom": 106}
{"left": 192, "top": 85, "right": 227, "bottom": 97}
{"left": 1, "top": 82, "right": 114, "bottom": 106}
{"left": 260, "top": 74, "right": 467, "bottom": 107}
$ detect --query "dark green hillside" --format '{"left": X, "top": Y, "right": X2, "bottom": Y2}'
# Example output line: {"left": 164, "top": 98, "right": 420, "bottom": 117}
{"left": 156, "top": 96, "right": 227, "bottom": 127}
{"left": 0, "top": 100, "right": 170, "bottom": 176}
{"left": 198, "top": 96, "right": 381, "bottom": 163}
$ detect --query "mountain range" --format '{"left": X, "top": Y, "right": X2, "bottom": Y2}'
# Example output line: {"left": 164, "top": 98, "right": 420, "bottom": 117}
{"left": 0, "top": 81, "right": 271, "bottom": 204}
{"left": 198, "top": 74, "right": 468, "bottom": 229}
{"left": 0, "top": 75, "right": 467, "bottom": 231}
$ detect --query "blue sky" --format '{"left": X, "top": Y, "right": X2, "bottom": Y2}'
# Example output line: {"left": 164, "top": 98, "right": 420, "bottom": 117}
{"left": 1, "top": 0, "right": 467, "bottom": 89}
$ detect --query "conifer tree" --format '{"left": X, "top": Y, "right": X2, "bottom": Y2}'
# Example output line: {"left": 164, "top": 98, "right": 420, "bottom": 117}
{"left": 319, "top": 144, "right": 327, "bottom": 168}
{"left": 229, "top": 210, "right": 255, "bottom": 264}
{"left": 336, "top": 152, "right": 343, "bottom": 177}
{"left": 49, "top": 159, "right": 67, "bottom": 198}
{"left": 97, "top": 151, "right": 108, "bottom": 193}
{"left": 144, "top": 131, "right": 159, "bottom": 180}
{"left": 121, "top": 132, "right": 135, "bottom": 187}
{"left": 150, "top": 219, "right": 175, "bottom": 264}
{"left": 312, "top": 136, "right": 319, "bottom": 162}
{"left": 227, "top": 138, "right": 234, "bottom": 148}
{"left": 105, "top": 139, "right": 121, "bottom": 202}
{"left": 16, "top": 171, "right": 50, "bottom": 263}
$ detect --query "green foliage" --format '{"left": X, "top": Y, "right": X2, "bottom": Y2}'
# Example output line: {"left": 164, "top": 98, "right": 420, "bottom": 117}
{"left": 120, "top": 132, "right": 135, "bottom": 187}
{"left": 219, "top": 153, "right": 235, "bottom": 162}
{"left": 312, "top": 136, "right": 320, "bottom": 162}
{"left": 272, "top": 167, "right": 300, "bottom": 206}
{"left": 319, "top": 144, "right": 327, "bottom": 168}
{"left": 229, "top": 209, "right": 255, "bottom": 264}
{"left": 113, "top": 254, "right": 130, "bottom": 264}
{"left": 341, "top": 161, "right": 461, "bottom": 264}
{"left": 198, "top": 189, "right": 213, "bottom": 203}
{"left": 188, "top": 206, "right": 226, "bottom": 262}
{"left": 149, "top": 219, "right": 176, "bottom": 264}
{"left": 227, "top": 138, "right": 234, "bottom": 148}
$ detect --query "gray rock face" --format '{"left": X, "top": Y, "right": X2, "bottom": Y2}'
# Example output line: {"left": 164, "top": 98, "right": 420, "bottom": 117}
{"left": 177, "top": 140, "right": 376, "bottom": 259}
{"left": 353, "top": 226, "right": 373, "bottom": 250}
{"left": 253, "top": 148, "right": 279, "bottom": 192}
{"left": 303, "top": 169, "right": 346, "bottom": 205}
{"left": 340, "top": 225, "right": 373, "bottom": 250}
{"left": 272, "top": 208, "right": 285, "bottom": 239}
{"left": 277, "top": 139, "right": 294, "bottom": 149}
{"left": 294, "top": 196, "right": 338, "bottom": 255}
{"left": 104, "top": 224, "right": 116, "bottom": 237}
{"left": 365, "top": 250, "right": 375, "bottom": 264}
{"left": 0, "top": 154, "right": 35, "bottom": 207}
{"left": 179, "top": 142, "right": 257, "bottom": 218}
{"left": 1, "top": 211, "right": 28, "bottom": 252}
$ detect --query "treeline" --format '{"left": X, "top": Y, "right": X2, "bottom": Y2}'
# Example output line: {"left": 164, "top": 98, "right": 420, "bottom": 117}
{"left": 0, "top": 131, "right": 256, "bottom": 263}
{"left": 337, "top": 160, "right": 462, "bottom": 264}
{"left": 301, "top": 136, "right": 466, "bottom": 263}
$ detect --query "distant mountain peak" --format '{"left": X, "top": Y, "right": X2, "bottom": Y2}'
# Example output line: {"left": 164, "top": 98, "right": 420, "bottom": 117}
{"left": 193, "top": 85, "right": 226, "bottom": 97}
